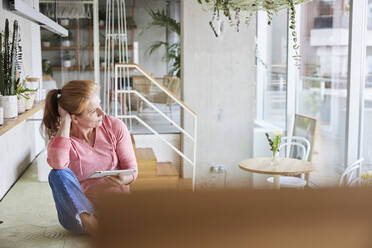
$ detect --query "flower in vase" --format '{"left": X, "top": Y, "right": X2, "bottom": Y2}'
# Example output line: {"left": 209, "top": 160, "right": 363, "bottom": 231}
{"left": 265, "top": 132, "right": 282, "bottom": 158}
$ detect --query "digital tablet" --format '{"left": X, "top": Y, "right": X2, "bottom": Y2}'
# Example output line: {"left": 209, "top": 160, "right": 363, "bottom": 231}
{"left": 89, "top": 169, "right": 137, "bottom": 179}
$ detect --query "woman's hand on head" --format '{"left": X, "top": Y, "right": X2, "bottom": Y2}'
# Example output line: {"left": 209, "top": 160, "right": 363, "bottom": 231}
{"left": 58, "top": 104, "right": 71, "bottom": 122}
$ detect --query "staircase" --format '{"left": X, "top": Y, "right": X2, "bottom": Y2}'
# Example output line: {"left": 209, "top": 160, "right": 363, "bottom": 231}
{"left": 130, "top": 135, "right": 192, "bottom": 192}
{"left": 112, "top": 63, "right": 198, "bottom": 190}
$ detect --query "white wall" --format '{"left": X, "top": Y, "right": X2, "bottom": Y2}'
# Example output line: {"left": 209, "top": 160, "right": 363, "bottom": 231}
{"left": 133, "top": 134, "right": 181, "bottom": 172}
{"left": 134, "top": 0, "right": 168, "bottom": 77}
{"left": 0, "top": 0, "right": 44, "bottom": 199}
{"left": 181, "top": 1, "right": 256, "bottom": 188}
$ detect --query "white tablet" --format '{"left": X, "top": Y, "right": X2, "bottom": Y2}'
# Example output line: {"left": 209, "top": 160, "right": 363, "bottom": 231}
{"left": 89, "top": 169, "right": 137, "bottom": 179}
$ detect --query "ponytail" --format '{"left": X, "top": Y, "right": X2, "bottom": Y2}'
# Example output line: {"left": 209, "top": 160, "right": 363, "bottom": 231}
{"left": 42, "top": 89, "right": 60, "bottom": 138}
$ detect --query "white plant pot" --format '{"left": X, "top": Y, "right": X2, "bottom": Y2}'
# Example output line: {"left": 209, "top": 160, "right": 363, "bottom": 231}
{"left": 0, "top": 95, "right": 18, "bottom": 118}
{"left": 63, "top": 60, "right": 72, "bottom": 67}
{"left": 0, "top": 107, "right": 3, "bottom": 125}
{"left": 17, "top": 97, "right": 26, "bottom": 114}
{"left": 60, "top": 19, "right": 69, "bottom": 26}
{"left": 61, "top": 40, "right": 71, "bottom": 47}
{"left": 42, "top": 41, "right": 51, "bottom": 47}
{"left": 25, "top": 81, "right": 40, "bottom": 102}
{"left": 25, "top": 93, "right": 36, "bottom": 110}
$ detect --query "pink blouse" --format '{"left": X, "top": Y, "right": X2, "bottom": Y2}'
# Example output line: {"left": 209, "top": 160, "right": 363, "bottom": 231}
{"left": 47, "top": 115, "right": 138, "bottom": 201}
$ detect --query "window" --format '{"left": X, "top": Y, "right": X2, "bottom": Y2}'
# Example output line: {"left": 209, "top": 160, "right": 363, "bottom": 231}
{"left": 296, "top": 0, "right": 349, "bottom": 185}
{"left": 256, "top": 10, "right": 287, "bottom": 129}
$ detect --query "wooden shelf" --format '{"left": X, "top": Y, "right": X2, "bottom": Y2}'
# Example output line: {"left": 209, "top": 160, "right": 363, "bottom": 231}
{"left": 87, "top": 25, "right": 137, "bottom": 30}
{"left": 42, "top": 46, "right": 77, "bottom": 51}
{"left": 52, "top": 66, "right": 79, "bottom": 71}
{"left": 0, "top": 101, "right": 45, "bottom": 136}
{"left": 87, "top": 45, "right": 133, "bottom": 50}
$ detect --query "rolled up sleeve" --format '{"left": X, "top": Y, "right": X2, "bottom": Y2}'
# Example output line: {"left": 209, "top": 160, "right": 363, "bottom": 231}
{"left": 47, "top": 137, "right": 71, "bottom": 169}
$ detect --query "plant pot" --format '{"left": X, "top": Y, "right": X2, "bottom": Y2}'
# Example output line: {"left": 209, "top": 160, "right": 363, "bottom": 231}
{"left": 61, "top": 40, "right": 71, "bottom": 47}
{"left": 0, "top": 107, "right": 3, "bottom": 125}
{"left": 60, "top": 19, "right": 70, "bottom": 26}
{"left": 25, "top": 93, "right": 35, "bottom": 110}
{"left": 99, "top": 20, "right": 105, "bottom": 26}
{"left": 0, "top": 95, "right": 18, "bottom": 118}
{"left": 42, "top": 41, "right": 51, "bottom": 47}
{"left": 17, "top": 97, "right": 26, "bottom": 114}
{"left": 63, "top": 60, "right": 72, "bottom": 67}
{"left": 25, "top": 78, "right": 40, "bottom": 102}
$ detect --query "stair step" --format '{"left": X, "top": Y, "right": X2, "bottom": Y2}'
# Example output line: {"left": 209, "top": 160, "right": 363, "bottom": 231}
{"left": 135, "top": 148, "right": 157, "bottom": 162}
{"left": 157, "top": 162, "right": 178, "bottom": 177}
{"left": 131, "top": 177, "right": 179, "bottom": 191}
{"left": 135, "top": 148, "right": 157, "bottom": 178}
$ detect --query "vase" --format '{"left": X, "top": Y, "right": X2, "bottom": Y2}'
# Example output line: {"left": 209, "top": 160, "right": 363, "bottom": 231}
{"left": 0, "top": 95, "right": 18, "bottom": 118}
{"left": 270, "top": 153, "right": 278, "bottom": 166}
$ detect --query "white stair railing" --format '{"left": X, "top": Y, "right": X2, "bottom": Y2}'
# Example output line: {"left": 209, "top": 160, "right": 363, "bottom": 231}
{"left": 114, "top": 63, "right": 198, "bottom": 191}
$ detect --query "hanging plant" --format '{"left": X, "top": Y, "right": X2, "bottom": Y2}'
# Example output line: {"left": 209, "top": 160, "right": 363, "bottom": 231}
{"left": 197, "top": 0, "right": 311, "bottom": 67}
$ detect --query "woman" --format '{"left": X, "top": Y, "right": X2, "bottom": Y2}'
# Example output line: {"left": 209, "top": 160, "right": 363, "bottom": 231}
{"left": 42, "top": 80, "right": 138, "bottom": 235}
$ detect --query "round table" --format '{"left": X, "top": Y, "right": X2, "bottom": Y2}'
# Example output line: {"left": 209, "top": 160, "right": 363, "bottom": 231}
{"left": 238, "top": 157, "right": 315, "bottom": 189}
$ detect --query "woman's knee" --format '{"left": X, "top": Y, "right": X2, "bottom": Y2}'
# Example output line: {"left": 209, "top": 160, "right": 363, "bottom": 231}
{"left": 48, "top": 168, "right": 75, "bottom": 186}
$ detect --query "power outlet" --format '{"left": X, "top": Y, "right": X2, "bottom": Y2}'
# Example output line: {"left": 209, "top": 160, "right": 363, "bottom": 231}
{"left": 210, "top": 164, "right": 226, "bottom": 173}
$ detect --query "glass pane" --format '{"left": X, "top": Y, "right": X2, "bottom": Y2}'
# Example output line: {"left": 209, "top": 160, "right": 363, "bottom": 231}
{"left": 298, "top": 0, "right": 349, "bottom": 186}
{"left": 362, "top": 0, "right": 372, "bottom": 175}
{"left": 259, "top": 10, "right": 288, "bottom": 129}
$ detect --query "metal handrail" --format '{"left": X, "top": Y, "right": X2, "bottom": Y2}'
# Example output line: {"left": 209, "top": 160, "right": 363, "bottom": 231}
{"left": 114, "top": 63, "right": 198, "bottom": 191}
{"left": 118, "top": 89, "right": 195, "bottom": 141}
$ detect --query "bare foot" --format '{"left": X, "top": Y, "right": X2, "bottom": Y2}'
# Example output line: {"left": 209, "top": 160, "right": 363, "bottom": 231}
{"left": 80, "top": 212, "right": 98, "bottom": 235}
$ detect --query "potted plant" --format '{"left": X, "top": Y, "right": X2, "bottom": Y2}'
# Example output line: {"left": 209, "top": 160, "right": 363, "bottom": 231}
{"left": 197, "top": 0, "right": 311, "bottom": 67}
{"left": 99, "top": 9, "right": 106, "bottom": 26}
{"left": 0, "top": 19, "right": 20, "bottom": 118}
{"left": 62, "top": 53, "right": 74, "bottom": 67}
{"left": 60, "top": 18, "right": 70, "bottom": 26}
{"left": 42, "top": 59, "right": 53, "bottom": 81}
{"left": 60, "top": 31, "right": 72, "bottom": 47}
{"left": 41, "top": 31, "right": 51, "bottom": 47}
{"left": 141, "top": 9, "right": 181, "bottom": 77}
{"left": 14, "top": 79, "right": 37, "bottom": 113}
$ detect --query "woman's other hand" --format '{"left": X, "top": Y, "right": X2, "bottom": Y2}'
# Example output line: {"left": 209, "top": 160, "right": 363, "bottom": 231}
{"left": 104, "top": 173, "right": 134, "bottom": 186}
{"left": 58, "top": 104, "right": 71, "bottom": 122}
{"left": 55, "top": 105, "right": 71, "bottom": 138}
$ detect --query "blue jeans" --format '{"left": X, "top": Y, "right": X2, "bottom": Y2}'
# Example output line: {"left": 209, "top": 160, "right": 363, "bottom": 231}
{"left": 48, "top": 168, "right": 94, "bottom": 234}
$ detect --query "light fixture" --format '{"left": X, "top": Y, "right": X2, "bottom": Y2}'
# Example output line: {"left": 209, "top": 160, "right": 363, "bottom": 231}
{"left": 9, "top": 0, "right": 68, "bottom": 37}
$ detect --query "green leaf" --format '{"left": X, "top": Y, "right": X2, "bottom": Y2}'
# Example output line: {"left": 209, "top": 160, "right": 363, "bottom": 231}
{"left": 148, "top": 41, "right": 169, "bottom": 56}
{"left": 140, "top": 9, "right": 180, "bottom": 36}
